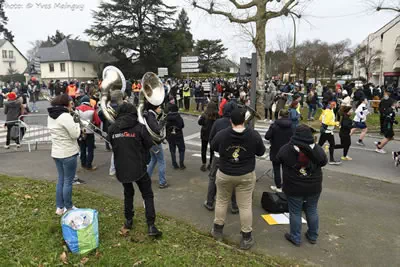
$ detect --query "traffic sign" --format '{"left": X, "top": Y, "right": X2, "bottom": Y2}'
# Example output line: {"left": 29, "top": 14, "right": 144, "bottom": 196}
{"left": 181, "top": 68, "right": 200, "bottom": 73}
{"left": 181, "top": 63, "right": 199, "bottom": 69}
{"left": 181, "top": 56, "right": 199, "bottom": 63}
{"left": 158, "top": 67, "right": 168, "bottom": 77}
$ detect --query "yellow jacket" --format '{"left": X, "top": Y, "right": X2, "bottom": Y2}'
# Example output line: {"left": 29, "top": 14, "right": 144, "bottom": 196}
{"left": 319, "top": 109, "right": 338, "bottom": 127}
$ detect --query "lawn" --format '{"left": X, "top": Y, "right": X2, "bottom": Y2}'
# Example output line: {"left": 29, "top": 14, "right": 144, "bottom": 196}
{"left": 0, "top": 175, "right": 296, "bottom": 266}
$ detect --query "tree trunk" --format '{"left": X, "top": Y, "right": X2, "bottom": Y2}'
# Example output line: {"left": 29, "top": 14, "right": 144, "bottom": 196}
{"left": 254, "top": 20, "right": 266, "bottom": 118}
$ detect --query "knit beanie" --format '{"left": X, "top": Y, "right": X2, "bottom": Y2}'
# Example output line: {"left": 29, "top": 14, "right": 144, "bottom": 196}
{"left": 291, "top": 125, "right": 314, "bottom": 145}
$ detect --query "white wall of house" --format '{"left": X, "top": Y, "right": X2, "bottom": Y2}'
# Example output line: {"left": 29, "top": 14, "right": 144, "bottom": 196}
{"left": 40, "top": 61, "right": 98, "bottom": 81}
{"left": 0, "top": 40, "right": 28, "bottom": 76}
{"left": 354, "top": 16, "right": 400, "bottom": 86}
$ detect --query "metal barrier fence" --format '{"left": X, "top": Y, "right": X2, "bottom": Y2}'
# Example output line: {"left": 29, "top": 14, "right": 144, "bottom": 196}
{"left": 18, "top": 114, "right": 51, "bottom": 152}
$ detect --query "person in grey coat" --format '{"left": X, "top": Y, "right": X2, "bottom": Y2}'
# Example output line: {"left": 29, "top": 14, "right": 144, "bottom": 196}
{"left": 274, "top": 92, "right": 288, "bottom": 120}
{"left": 264, "top": 83, "right": 276, "bottom": 122}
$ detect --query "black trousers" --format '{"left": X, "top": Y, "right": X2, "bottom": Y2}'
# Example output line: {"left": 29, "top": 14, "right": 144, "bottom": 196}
{"left": 274, "top": 111, "right": 279, "bottom": 120}
{"left": 168, "top": 137, "right": 185, "bottom": 167}
{"left": 79, "top": 134, "right": 95, "bottom": 168}
{"left": 201, "top": 139, "right": 214, "bottom": 165}
{"left": 6, "top": 123, "right": 21, "bottom": 145}
{"left": 380, "top": 114, "right": 385, "bottom": 134}
{"left": 122, "top": 173, "right": 156, "bottom": 225}
{"left": 318, "top": 132, "right": 336, "bottom": 161}
{"left": 265, "top": 108, "right": 273, "bottom": 120}
{"left": 335, "top": 133, "right": 351, "bottom": 157}
{"left": 184, "top": 97, "right": 190, "bottom": 110}
{"left": 272, "top": 161, "right": 282, "bottom": 188}
{"left": 206, "top": 157, "right": 237, "bottom": 208}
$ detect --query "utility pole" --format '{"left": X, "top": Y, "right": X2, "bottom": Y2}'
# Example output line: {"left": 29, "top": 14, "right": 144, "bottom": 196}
{"left": 250, "top": 53, "right": 257, "bottom": 129}
{"left": 290, "top": 13, "right": 297, "bottom": 82}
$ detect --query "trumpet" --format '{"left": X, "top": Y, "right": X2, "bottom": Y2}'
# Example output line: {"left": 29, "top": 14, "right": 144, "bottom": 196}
{"left": 41, "top": 91, "right": 111, "bottom": 145}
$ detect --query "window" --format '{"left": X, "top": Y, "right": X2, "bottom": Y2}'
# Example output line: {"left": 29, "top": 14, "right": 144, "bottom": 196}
{"left": 2, "top": 50, "right": 7, "bottom": 58}
{"left": 60, "top": 63, "right": 66, "bottom": 72}
{"left": 8, "top": 51, "right": 13, "bottom": 59}
{"left": 49, "top": 63, "right": 54, "bottom": 72}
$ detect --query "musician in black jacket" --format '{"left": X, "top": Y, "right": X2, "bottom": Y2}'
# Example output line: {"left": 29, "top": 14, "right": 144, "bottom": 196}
{"left": 144, "top": 102, "right": 168, "bottom": 189}
{"left": 108, "top": 102, "right": 162, "bottom": 237}
{"left": 166, "top": 103, "right": 186, "bottom": 169}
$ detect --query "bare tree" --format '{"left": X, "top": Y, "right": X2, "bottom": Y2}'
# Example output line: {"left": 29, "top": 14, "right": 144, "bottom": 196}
{"left": 26, "top": 40, "right": 44, "bottom": 62}
{"left": 368, "top": 0, "right": 400, "bottom": 12}
{"left": 356, "top": 45, "right": 383, "bottom": 82}
{"left": 192, "top": 0, "right": 301, "bottom": 114}
{"left": 276, "top": 33, "right": 293, "bottom": 53}
{"left": 327, "top": 39, "right": 352, "bottom": 79}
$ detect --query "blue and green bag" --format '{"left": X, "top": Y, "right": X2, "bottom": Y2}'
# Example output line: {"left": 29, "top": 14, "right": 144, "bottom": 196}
{"left": 61, "top": 209, "right": 99, "bottom": 254}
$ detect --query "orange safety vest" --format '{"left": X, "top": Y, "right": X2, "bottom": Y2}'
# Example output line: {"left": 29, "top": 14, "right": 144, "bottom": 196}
{"left": 67, "top": 85, "right": 77, "bottom": 97}
{"left": 90, "top": 99, "right": 97, "bottom": 108}
{"left": 132, "top": 84, "right": 140, "bottom": 93}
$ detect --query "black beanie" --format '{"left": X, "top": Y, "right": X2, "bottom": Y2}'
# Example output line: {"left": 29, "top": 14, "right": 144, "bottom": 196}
{"left": 231, "top": 108, "right": 246, "bottom": 125}
{"left": 291, "top": 125, "right": 314, "bottom": 145}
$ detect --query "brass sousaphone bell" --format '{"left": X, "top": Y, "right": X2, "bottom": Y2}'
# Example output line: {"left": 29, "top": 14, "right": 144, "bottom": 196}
{"left": 100, "top": 66, "right": 127, "bottom": 123}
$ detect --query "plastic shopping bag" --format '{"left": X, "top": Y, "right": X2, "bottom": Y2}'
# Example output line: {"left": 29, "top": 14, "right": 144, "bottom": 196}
{"left": 61, "top": 209, "right": 99, "bottom": 254}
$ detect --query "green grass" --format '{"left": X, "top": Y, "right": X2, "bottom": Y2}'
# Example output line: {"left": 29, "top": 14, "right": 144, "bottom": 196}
{"left": 0, "top": 175, "right": 297, "bottom": 267}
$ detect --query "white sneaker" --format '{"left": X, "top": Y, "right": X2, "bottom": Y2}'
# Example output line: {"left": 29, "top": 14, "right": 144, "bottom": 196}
{"left": 4, "top": 145, "right": 10, "bottom": 149}
{"left": 55, "top": 207, "right": 66, "bottom": 216}
{"left": 375, "top": 148, "right": 387, "bottom": 154}
{"left": 356, "top": 141, "right": 365, "bottom": 146}
{"left": 270, "top": 185, "right": 282, "bottom": 193}
{"left": 16, "top": 144, "right": 21, "bottom": 148}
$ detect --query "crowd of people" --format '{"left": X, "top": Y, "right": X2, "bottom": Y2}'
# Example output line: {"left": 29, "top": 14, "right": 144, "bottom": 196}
{"left": 1, "top": 74, "right": 399, "bottom": 250}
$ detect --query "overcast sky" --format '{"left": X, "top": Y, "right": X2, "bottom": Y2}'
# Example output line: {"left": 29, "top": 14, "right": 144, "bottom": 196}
{"left": 3, "top": 0, "right": 398, "bottom": 62}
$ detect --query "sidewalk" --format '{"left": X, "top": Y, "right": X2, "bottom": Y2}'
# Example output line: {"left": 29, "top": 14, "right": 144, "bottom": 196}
{"left": 1, "top": 147, "right": 399, "bottom": 266}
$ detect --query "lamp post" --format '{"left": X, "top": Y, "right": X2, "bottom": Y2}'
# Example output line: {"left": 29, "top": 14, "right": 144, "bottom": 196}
{"left": 290, "top": 13, "right": 297, "bottom": 82}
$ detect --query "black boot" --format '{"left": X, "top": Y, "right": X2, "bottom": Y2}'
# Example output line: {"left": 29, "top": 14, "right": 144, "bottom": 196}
{"left": 180, "top": 163, "right": 186, "bottom": 170}
{"left": 124, "top": 219, "right": 133, "bottom": 230}
{"left": 240, "top": 231, "right": 255, "bottom": 250}
{"left": 211, "top": 223, "right": 224, "bottom": 241}
{"left": 148, "top": 225, "right": 162, "bottom": 237}
{"left": 200, "top": 164, "right": 207, "bottom": 172}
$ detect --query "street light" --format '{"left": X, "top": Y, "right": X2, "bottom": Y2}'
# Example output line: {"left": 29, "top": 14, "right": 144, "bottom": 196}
{"left": 290, "top": 13, "right": 297, "bottom": 82}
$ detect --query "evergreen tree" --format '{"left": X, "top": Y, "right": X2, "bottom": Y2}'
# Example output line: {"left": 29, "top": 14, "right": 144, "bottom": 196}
{"left": 195, "top": 39, "right": 228, "bottom": 73}
{"left": 85, "top": 0, "right": 176, "bottom": 76}
{"left": 0, "top": 0, "right": 14, "bottom": 42}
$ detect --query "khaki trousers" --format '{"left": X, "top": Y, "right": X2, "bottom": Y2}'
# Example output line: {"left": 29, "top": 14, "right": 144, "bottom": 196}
{"left": 214, "top": 170, "right": 256, "bottom": 233}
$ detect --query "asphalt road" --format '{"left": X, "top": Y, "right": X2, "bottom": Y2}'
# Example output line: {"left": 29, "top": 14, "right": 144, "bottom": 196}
{"left": 1, "top": 100, "right": 399, "bottom": 184}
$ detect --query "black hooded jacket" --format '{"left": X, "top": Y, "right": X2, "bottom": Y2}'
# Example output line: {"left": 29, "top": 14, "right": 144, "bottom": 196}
{"left": 166, "top": 104, "right": 184, "bottom": 142}
{"left": 108, "top": 111, "right": 154, "bottom": 183}
{"left": 48, "top": 106, "right": 70, "bottom": 120}
{"left": 265, "top": 118, "right": 293, "bottom": 162}
{"left": 209, "top": 101, "right": 237, "bottom": 142}
{"left": 276, "top": 134, "right": 327, "bottom": 197}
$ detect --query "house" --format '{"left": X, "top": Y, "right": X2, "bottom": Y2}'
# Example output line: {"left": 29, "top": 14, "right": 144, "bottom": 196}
{"left": 38, "top": 39, "right": 117, "bottom": 82}
{"left": 353, "top": 16, "right": 400, "bottom": 87}
{"left": 0, "top": 39, "right": 29, "bottom": 76}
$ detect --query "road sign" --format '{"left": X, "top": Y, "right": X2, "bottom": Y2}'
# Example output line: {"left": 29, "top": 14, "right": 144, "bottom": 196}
{"left": 181, "top": 56, "right": 199, "bottom": 63}
{"left": 202, "top": 82, "right": 211, "bottom": 92}
{"left": 181, "top": 63, "right": 199, "bottom": 69}
{"left": 158, "top": 67, "right": 168, "bottom": 77}
{"left": 181, "top": 68, "right": 200, "bottom": 73}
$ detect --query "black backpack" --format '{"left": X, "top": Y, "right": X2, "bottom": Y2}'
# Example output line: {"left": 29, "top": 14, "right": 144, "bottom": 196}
{"left": 261, "top": 192, "right": 288, "bottom": 213}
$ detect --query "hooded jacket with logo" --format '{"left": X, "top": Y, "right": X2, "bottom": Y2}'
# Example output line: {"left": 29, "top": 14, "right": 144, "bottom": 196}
{"left": 108, "top": 111, "right": 154, "bottom": 183}
{"left": 211, "top": 127, "right": 266, "bottom": 176}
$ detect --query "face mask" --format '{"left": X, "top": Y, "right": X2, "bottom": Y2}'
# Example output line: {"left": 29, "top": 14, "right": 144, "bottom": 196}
{"left": 384, "top": 95, "right": 389, "bottom": 100}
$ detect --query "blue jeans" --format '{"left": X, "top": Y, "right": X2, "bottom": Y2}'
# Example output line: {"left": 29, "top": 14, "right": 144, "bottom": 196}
{"left": 147, "top": 144, "right": 166, "bottom": 186}
{"left": 287, "top": 193, "right": 320, "bottom": 244}
{"left": 308, "top": 104, "right": 317, "bottom": 119}
{"left": 54, "top": 154, "right": 78, "bottom": 209}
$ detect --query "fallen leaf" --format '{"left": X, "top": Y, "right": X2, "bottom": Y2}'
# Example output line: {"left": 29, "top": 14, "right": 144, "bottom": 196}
{"left": 95, "top": 251, "right": 102, "bottom": 259}
{"left": 172, "top": 244, "right": 179, "bottom": 248}
{"left": 33, "top": 208, "right": 39, "bottom": 214}
{"left": 119, "top": 227, "right": 130, "bottom": 237}
{"left": 60, "top": 252, "right": 68, "bottom": 265}
{"left": 80, "top": 257, "right": 89, "bottom": 264}
{"left": 24, "top": 194, "right": 32, "bottom": 199}
{"left": 133, "top": 260, "right": 145, "bottom": 266}
{"left": 38, "top": 264, "right": 44, "bottom": 267}
{"left": 12, "top": 192, "right": 20, "bottom": 196}
{"left": 112, "top": 243, "right": 121, "bottom": 247}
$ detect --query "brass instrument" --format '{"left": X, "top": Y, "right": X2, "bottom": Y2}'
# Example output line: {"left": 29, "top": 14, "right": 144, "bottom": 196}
{"left": 138, "top": 72, "right": 166, "bottom": 143}
{"left": 41, "top": 91, "right": 111, "bottom": 145}
{"left": 100, "top": 66, "right": 126, "bottom": 123}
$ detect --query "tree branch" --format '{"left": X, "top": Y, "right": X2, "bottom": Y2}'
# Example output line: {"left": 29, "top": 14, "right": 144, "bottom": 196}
{"left": 228, "top": 0, "right": 256, "bottom": 9}
{"left": 377, "top": 6, "right": 400, "bottom": 12}
{"left": 193, "top": 1, "right": 257, "bottom": 23}
{"left": 266, "top": 0, "right": 298, "bottom": 19}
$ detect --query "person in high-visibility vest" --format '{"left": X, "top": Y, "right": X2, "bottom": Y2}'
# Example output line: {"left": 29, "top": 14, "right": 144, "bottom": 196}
{"left": 66, "top": 82, "right": 77, "bottom": 100}
{"left": 183, "top": 83, "right": 191, "bottom": 110}
{"left": 132, "top": 81, "right": 141, "bottom": 106}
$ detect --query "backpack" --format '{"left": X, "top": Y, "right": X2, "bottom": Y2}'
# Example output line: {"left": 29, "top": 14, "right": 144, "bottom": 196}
{"left": 261, "top": 192, "right": 288, "bottom": 213}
